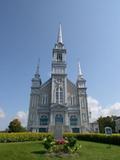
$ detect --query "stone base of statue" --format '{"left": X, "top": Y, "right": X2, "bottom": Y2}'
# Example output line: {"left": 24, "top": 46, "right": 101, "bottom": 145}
{"left": 54, "top": 124, "right": 63, "bottom": 140}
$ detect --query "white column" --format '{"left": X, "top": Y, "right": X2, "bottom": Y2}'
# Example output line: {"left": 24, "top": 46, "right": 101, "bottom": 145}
{"left": 51, "top": 79, "right": 55, "bottom": 103}
{"left": 65, "top": 112, "right": 69, "bottom": 125}
{"left": 50, "top": 112, "right": 54, "bottom": 125}
{"left": 65, "top": 77, "right": 67, "bottom": 104}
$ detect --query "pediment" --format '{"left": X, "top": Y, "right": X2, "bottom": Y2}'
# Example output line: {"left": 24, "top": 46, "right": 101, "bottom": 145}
{"left": 51, "top": 104, "right": 67, "bottom": 111}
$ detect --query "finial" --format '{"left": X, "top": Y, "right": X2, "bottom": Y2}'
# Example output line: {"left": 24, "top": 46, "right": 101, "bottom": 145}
{"left": 57, "top": 23, "right": 63, "bottom": 44}
{"left": 36, "top": 58, "right": 40, "bottom": 75}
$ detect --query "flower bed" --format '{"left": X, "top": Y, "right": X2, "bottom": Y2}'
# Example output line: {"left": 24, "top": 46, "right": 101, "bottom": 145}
{"left": 42, "top": 136, "right": 81, "bottom": 154}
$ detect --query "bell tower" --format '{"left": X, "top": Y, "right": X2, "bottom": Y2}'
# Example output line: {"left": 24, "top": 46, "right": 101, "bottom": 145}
{"left": 51, "top": 24, "right": 67, "bottom": 105}
{"left": 76, "top": 62, "right": 89, "bottom": 132}
{"left": 27, "top": 60, "right": 42, "bottom": 131}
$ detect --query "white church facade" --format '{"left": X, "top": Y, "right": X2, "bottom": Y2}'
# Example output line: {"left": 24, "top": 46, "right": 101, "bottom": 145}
{"left": 27, "top": 25, "right": 89, "bottom": 133}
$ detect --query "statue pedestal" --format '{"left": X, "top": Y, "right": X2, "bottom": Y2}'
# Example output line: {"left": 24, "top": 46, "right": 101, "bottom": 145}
{"left": 54, "top": 124, "right": 63, "bottom": 140}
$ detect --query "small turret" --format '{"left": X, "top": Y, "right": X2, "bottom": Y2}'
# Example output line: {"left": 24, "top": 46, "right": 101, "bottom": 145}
{"left": 32, "top": 59, "right": 42, "bottom": 88}
{"left": 76, "top": 61, "right": 89, "bottom": 132}
{"left": 77, "top": 62, "right": 86, "bottom": 89}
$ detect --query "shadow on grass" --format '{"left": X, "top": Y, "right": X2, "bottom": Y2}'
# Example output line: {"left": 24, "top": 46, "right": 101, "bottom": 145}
{"left": 31, "top": 150, "right": 70, "bottom": 159}
{"left": 31, "top": 150, "right": 47, "bottom": 155}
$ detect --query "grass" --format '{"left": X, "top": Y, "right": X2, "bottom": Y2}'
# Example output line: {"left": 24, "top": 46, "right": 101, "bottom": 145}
{"left": 0, "top": 141, "right": 120, "bottom": 160}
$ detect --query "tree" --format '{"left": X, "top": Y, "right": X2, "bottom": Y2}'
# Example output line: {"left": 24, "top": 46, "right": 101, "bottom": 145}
{"left": 8, "top": 118, "right": 26, "bottom": 132}
{"left": 97, "top": 116, "right": 115, "bottom": 133}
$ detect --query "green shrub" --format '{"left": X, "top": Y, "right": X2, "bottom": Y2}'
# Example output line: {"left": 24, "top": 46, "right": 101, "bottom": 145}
{"left": 0, "top": 132, "right": 52, "bottom": 143}
{"left": 64, "top": 133, "right": 120, "bottom": 146}
{"left": 1, "top": 132, "right": 120, "bottom": 146}
{"left": 67, "top": 136, "right": 77, "bottom": 148}
{"left": 42, "top": 135, "right": 54, "bottom": 150}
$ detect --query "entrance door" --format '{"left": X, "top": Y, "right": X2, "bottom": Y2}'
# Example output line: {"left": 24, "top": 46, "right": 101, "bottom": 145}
{"left": 72, "top": 128, "right": 79, "bottom": 133}
{"left": 39, "top": 128, "right": 48, "bottom": 132}
{"left": 55, "top": 114, "right": 63, "bottom": 125}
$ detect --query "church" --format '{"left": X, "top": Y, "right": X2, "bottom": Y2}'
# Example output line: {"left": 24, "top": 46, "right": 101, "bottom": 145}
{"left": 27, "top": 25, "right": 89, "bottom": 133}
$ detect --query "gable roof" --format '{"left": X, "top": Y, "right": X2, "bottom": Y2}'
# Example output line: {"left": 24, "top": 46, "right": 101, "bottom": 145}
{"left": 67, "top": 78, "right": 77, "bottom": 89}
{"left": 40, "top": 78, "right": 52, "bottom": 89}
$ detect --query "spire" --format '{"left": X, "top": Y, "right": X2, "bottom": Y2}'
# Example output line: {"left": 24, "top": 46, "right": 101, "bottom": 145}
{"left": 34, "top": 58, "right": 42, "bottom": 85}
{"left": 77, "top": 61, "right": 86, "bottom": 88}
{"left": 35, "top": 58, "right": 40, "bottom": 75}
{"left": 78, "top": 61, "right": 84, "bottom": 79}
{"left": 78, "top": 62, "right": 83, "bottom": 76}
{"left": 57, "top": 23, "right": 63, "bottom": 44}
{"left": 32, "top": 59, "right": 42, "bottom": 86}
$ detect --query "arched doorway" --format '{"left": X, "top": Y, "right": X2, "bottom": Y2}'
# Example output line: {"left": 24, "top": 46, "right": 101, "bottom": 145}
{"left": 55, "top": 114, "right": 63, "bottom": 125}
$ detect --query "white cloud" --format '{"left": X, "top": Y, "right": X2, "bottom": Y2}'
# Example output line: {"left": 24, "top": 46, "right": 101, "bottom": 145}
{"left": 88, "top": 96, "right": 120, "bottom": 122}
{"left": 15, "top": 111, "right": 28, "bottom": 127}
{"left": 0, "top": 107, "right": 5, "bottom": 119}
{"left": 88, "top": 96, "right": 102, "bottom": 122}
{"left": 102, "top": 103, "right": 120, "bottom": 117}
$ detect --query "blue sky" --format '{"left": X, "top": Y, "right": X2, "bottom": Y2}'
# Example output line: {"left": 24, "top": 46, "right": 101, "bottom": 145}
{"left": 0, "top": 0, "right": 120, "bottom": 130}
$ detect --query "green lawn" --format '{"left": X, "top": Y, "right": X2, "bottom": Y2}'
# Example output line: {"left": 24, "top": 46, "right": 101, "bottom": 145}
{"left": 0, "top": 141, "right": 120, "bottom": 160}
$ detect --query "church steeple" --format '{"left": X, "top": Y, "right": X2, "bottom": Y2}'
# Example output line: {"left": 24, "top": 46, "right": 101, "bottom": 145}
{"left": 32, "top": 59, "right": 42, "bottom": 87}
{"left": 57, "top": 24, "right": 63, "bottom": 44}
{"left": 51, "top": 24, "right": 67, "bottom": 104}
{"left": 51, "top": 24, "right": 66, "bottom": 75}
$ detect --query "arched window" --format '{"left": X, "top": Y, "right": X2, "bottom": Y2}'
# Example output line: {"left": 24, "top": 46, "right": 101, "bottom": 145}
{"left": 56, "top": 87, "right": 64, "bottom": 104}
{"left": 71, "top": 96, "right": 73, "bottom": 105}
{"left": 57, "top": 53, "right": 62, "bottom": 62}
{"left": 68, "top": 96, "right": 71, "bottom": 105}
{"left": 70, "top": 115, "right": 78, "bottom": 126}
{"left": 40, "top": 115, "right": 48, "bottom": 125}
{"left": 82, "top": 113, "right": 86, "bottom": 121}
{"left": 41, "top": 94, "right": 48, "bottom": 105}
{"left": 68, "top": 95, "right": 75, "bottom": 106}
{"left": 56, "top": 88, "right": 59, "bottom": 103}
{"left": 55, "top": 114, "right": 63, "bottom": 125}
{"left": 73, "top": 96, "right": 76, "bottom": 105}
{"left": 60, "top": 87, "right": 63, "bottom": 103}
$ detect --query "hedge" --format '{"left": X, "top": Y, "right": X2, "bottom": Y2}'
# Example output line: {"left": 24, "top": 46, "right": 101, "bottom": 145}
{"left": 64, "top": 133, "right": 120, "bottom": 146}
{"left": 0, "top": 132, "right": 52, "bottom": 143}
{"left": 0, "top": 132, "right": 120, "bottom": 145}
